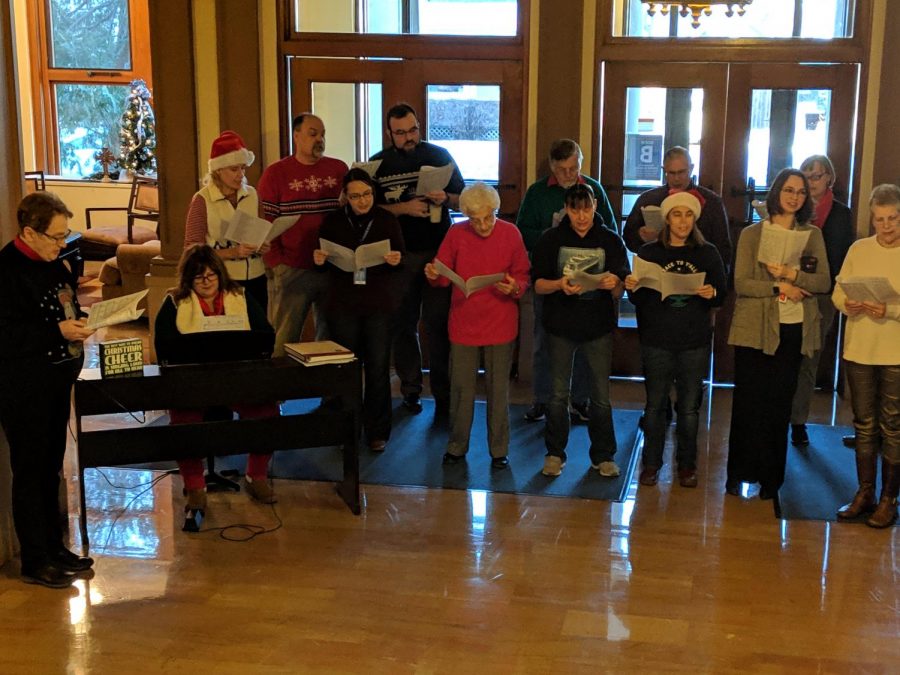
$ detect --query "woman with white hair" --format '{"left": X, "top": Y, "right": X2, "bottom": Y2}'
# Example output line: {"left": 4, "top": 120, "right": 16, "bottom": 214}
{"left": 184, "top": 130, "right": 269, "bottom": 312}
{"left": 625, "top": 191, "right": 727, "bottom": 488}
{"left": 832, "top": 184, "right": 900, "bottom": 528}
{"left": 425, "top": 182, "right": 530, "bottom": 469}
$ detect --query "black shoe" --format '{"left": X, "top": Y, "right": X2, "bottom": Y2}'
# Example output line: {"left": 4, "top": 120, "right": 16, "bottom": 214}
{"left": 725, "top": 479, "right": 742, "bottom": 496}
{"left": 54, "top": 548, "right": 94, "bottom": 573}
{"left": 442, "top": 452, "right": 465, "bottom": 465}
{"left": 402, "top": 394, "right": 423, "bottom": 414}
{"left": 790, "top": 424, "right": 810, "bottom": 447}
{"left": 524, "top": 403, "right": 546, "bottom": 422}
{"left": 22, "top": 563, "right": 75, "bottom": 589}
{"left": 842, "top": 435, "right": 856, "bottom": 449}
{"left": 491, "top": 456, "right": 510, "bottom": 469}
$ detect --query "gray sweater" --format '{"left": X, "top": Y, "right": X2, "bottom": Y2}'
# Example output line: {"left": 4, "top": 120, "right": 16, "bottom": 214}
{"left": 727, "top": 221, "right": 831, "bottom": 357}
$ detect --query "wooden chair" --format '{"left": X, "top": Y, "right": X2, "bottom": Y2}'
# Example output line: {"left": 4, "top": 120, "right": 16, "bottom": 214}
{"left": 81, "top": 175, "right": 160, "bottom": 261}
{"left": 23, "top": 170, "right": 46, "bottom": 193}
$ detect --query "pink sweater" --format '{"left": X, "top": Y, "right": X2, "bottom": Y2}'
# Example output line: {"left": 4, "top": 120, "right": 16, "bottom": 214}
{"left": 431, "top": 219, "right": 530, "bottom": 346}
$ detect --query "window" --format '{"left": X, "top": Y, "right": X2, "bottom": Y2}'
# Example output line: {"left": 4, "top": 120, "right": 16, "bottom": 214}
{"left": 28, "top": 0, "right": 152, "bottom": 178}
{"left": 618, "top": 0, "right": 854, "bottom": 38}
{"left": 294, "top": 0, "right": 518, "bottom": 36}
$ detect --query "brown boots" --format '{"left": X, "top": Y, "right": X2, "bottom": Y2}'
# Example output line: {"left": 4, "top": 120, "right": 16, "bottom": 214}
{"left": 867, "top": 459, "right": 899, "bottom": 529}
{"left": 836, "top": 453, "right": 877, "bottom": 520}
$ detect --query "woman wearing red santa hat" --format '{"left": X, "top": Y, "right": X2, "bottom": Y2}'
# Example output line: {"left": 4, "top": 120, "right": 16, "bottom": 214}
{"left": 184, "top": 130, "right": 269, "bottom": 312}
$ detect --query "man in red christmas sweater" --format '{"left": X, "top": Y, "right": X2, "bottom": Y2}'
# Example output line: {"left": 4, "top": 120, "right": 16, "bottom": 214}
{"left": 258, "top": 113, "right": 348, "bottom": 355}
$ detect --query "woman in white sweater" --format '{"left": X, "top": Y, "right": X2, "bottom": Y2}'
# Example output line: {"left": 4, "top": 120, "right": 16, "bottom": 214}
{"left": 832, "top": 184, "right": 900, "bottom": 528}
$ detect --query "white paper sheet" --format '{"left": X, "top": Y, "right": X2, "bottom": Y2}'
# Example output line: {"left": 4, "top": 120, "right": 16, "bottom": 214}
{"left": 570, "top": 271, "right": 615, "bottom": 292}
{"left": 632, "top": 257, "right": 706, "bottom": 300}
{"left": 320, "top": 238, "right": 391, "bottom": 273}
{"left": 85, "top": 290, "right": 148, "bottom": 329}
{"left": 433, "top": 259, "right": 505, "bottom": 298}
{"left": 640, "top": 205, "right": 665, "bottom": 233}
{"left": 199, "top": 315, "right": 247, "bottom": 332}
{"left": 223, "top": 211, "right": 298, "bottom": 249}
{"left": 415, "top": 164, "right": 455, "bottom": 196}
{"left": 837, "top": 276, "right": 900, "bottom": 304}
{"left": 350, "top": 160, "right": 382, "bottom": 178}
{"left": 757, "top": 223, "right": 810, "bottom": 267}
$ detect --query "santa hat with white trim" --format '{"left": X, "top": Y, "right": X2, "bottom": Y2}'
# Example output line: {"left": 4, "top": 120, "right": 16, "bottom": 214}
{"left": 208, "top": 130, "right": 255, "bottom": 173}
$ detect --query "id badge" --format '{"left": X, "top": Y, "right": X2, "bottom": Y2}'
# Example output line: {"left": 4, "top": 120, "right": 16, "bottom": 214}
{"left": 354, "top": 268, "right": 367, "bottom": 285}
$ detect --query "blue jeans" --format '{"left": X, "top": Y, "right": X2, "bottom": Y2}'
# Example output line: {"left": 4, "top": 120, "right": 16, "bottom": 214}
{"left": 532, "top": 292, "right": 591, "bottom": 405}
{"left": 640, "top": 344, "right": 709, "bottom": 471}
{"left": 545, "top": 332, "right": 616, "bottom": 464}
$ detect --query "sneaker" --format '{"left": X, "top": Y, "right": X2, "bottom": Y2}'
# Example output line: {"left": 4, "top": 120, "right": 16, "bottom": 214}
{"left": 541, "top": 455, "right": 565, "bottom": 477}
{"left": 244, "top": 476, "right": 277, "bottom": 504}
{"left": 790, "top": 424, "right": 809, "bottom": 447}
{"left": 524, "top": 403, "right": 547, "bottom": 422}
{"left": 597, "top": 461, "right": 620, "bottom": 478}
{"left": 569, "top": 401, "right": 590, "bottom": 424}
{"left": 638, "top": 466, "right": 659, "bottom": 486}
{"left": 402, "top": 393, "right": 423, "bottom": 414}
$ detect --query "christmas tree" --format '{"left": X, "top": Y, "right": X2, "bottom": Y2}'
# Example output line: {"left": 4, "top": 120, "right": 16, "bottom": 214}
{"left": 118, "top": 79, "right": 157, "bottom": 176}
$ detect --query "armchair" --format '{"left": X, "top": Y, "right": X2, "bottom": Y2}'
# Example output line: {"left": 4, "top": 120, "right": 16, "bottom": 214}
{"left": 81, "top": 176, "right": 160, "bottom": 261}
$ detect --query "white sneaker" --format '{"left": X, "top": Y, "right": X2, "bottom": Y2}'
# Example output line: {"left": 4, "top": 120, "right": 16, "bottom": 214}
{"left": 541, "top": 455, "right": 565, "bottom": 477}
{"left": 597, "top": 461, "right": 620, "bottom": 478}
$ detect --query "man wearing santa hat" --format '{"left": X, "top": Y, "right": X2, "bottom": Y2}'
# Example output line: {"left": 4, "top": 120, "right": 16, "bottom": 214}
{"left": 257, "top": 114, "right": 348, "bottom": 356}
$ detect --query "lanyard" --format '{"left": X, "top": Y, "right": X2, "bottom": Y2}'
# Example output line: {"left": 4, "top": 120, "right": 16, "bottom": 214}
{"left": 346, "top": 210, "right": 374, "bottom": 245}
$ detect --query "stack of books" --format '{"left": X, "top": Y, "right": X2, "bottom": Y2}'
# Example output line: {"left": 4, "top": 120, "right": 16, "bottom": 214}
{"left": 284, "top": 340, "right": 355, "bottom": 366}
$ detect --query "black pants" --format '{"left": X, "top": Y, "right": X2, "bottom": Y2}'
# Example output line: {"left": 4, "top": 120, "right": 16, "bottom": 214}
{"left": 238, "top": 274, "right": 268, "bottom": 317}
{"left": 391, "top": 250, "right": 451, "bottom": 403}
{"left": 727, "top": 324, "right": 803, "bottom": 492}
{"left": 0, "top": 360, "right": 80, "bottom": 571}
{"left": 328, "top": 310, "right": 393, "bottom": 443}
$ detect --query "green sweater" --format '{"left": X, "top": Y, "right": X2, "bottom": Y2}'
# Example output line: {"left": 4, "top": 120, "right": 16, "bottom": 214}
{"left": 515, "top": 175, "right": 617, "bottom": 253}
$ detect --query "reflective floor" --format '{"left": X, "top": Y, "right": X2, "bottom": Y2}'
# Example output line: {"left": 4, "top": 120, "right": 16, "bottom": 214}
{"left": 2, "top": 292, "right": 898, "bottom": 672}
{"left": 2, "top": 374, "right": 898, "bottom": 673}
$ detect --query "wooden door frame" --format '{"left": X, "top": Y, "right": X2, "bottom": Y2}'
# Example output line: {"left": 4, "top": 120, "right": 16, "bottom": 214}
{"left": 599, "top": 61, "right": 730, "bottom": 220}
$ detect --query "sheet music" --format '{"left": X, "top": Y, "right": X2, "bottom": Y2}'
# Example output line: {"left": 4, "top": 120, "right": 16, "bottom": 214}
{"left": 837, "top": 276, "right": 900, "bottom": 304}
{"left": 223, "top": 210, "right": 271, "bottom": 249}
{"left": 632, "top": 257, "right": 706, "bottom": 299}
{"left": 641, "top": 206, "right": 665, "bottom": 233}
{"left": 415, "top": 164, "right": 455, "bottom": 195}
{"left": 570, "top": 271, "right": 614, "bottom": 292}
{"left": 434, "top": 259, "right": 505, "bottom": 298}
{"left": 320, "top": 238, "right": 391, "bottom": 272}
{"left": 350, "top": 160, "right": 382, "bottom": 178}
{"left": 85, "top": 290, "right": 148, "bottom": 329}
{"left": 199, "top": 315, "right": 247, "bottom": 332}
{"left": 757, "top": 222, "right": 810, "bottom": 267}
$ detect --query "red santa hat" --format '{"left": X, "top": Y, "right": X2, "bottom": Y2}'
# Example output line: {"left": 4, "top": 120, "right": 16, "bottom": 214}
{"left": 208, "top": 130, "right": 255, "bottom": 173}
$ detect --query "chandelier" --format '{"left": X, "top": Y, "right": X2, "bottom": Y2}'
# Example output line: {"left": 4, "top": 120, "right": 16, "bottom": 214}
{"left": 641, "top": 1, "right": 753, "bottom": 29}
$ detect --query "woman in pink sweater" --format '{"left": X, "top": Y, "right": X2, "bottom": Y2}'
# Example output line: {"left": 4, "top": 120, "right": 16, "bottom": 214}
{"left": 425, "top": 182, "right": 530, "bottom": 468}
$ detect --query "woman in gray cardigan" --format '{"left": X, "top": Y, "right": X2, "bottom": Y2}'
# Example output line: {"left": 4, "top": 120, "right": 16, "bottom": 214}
{"left": 726, "top": 168, "right": 831, "bottom": 514}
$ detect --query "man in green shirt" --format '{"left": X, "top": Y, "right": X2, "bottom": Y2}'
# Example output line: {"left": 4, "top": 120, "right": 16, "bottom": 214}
{"left": 516, "top": 139, "right": 617, "bottom": 423}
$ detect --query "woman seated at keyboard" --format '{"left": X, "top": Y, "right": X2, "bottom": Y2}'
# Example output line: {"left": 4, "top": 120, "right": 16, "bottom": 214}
{"left": 154, "top": 244, "right": 278, "bottom": 516}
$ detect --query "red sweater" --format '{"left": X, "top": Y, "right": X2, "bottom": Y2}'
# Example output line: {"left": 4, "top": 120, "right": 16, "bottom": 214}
{"left": 257, "top": 155, "right": 348, "bottom": 269}
{"left": 431, "top": 219, "right": 530, "bottom": 346}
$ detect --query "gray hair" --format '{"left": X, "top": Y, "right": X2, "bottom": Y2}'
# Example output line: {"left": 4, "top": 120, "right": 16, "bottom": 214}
{"left": 549, "top": 139, "right": 583, "bottom": 164}
{"left": 459, "top": 182, "right": 500, "bottom": 215}
{"left": 799, "top": 154, "right": 836, "bottom": 187}
{"left": 663, "top": 146, "right": 693, "bottom": 166}
{"left": 869, "top": 183, "right": 900, "bottom": 209}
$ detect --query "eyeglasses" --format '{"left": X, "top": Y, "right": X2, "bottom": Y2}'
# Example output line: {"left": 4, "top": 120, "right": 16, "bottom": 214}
{"left": 192, "top": 273, "right": 218, "bottom": 284}
{"left": 664, "top": 169, "right": 691, "bottom": 177}
{"left": 781, "top": 187, "right": 808, "bottom": 196}
{"left": 804, "top": 172, "right": 829, "bottom": 182}
{"left": 390, "top": 125, "right": 419, "bottom": 138}
{"left": 347, "top": 190, "right": 374, "bottom": 201}
{"left": 35, "top": 228, "right": 72, "bottom": 245}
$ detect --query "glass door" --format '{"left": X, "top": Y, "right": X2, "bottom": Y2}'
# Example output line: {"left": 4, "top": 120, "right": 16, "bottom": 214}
{"left": 288, "top": 57, "right": 524, "bottom": 215}
{"left": 601, "top": 61, "right": 859, "bottom": 383}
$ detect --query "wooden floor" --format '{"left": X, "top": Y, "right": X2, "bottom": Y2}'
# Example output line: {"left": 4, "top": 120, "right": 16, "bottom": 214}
{"left": 1, "top": 314, "right": 898, "bottom": 673}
